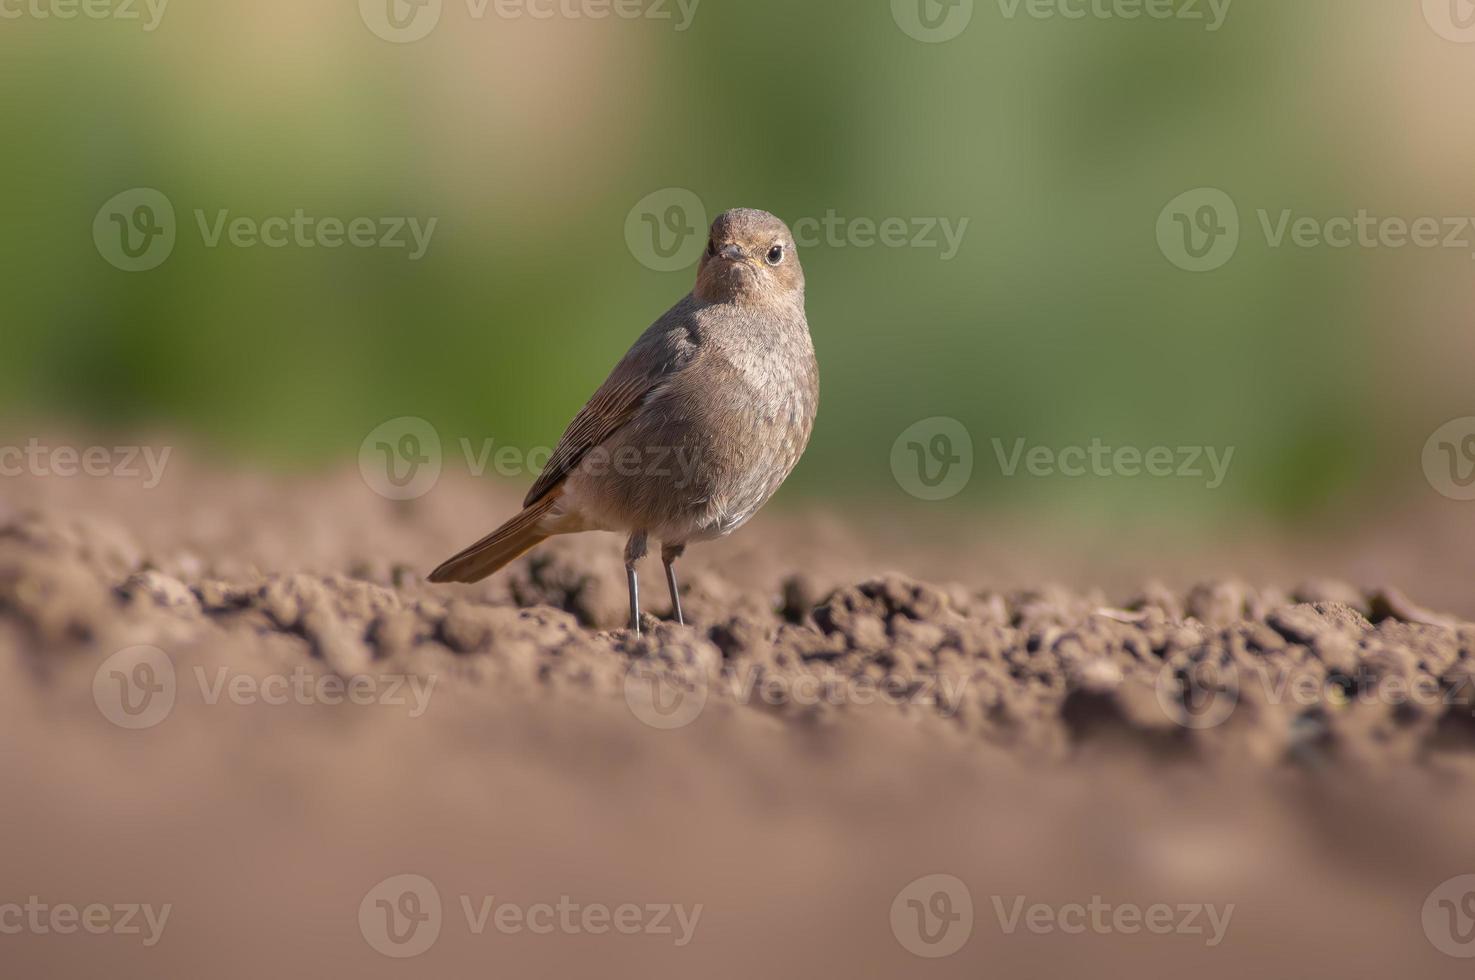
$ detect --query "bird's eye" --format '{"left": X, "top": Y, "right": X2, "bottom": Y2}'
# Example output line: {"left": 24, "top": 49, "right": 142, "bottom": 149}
{"left": 766, "top": 244, "right": 785, "bottom": 266}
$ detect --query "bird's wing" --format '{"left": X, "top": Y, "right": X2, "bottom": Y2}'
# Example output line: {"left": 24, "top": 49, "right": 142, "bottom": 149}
{"left": 523, "top": 315, "right": 700, "bottom": 508}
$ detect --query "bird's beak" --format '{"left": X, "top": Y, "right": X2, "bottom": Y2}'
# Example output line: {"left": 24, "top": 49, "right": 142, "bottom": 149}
{"left": 718, "top": 243, "right": 747, "bottom": 263}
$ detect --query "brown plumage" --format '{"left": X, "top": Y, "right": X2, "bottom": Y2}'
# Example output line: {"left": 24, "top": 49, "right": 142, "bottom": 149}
{"left": 426, "top": 486, "right": 562, "bottom": 585}
{"left": 429, "top": 208, "right": 819, "bottom": 634}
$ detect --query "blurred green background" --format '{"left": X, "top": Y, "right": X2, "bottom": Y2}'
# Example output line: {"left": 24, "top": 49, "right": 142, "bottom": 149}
{"left": 4, "top": 0, "right": 1473, "bottom": 525}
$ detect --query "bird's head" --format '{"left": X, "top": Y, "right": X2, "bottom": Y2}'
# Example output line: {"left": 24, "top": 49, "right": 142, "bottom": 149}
{"left": 694, "top": 208, "right": 805, "bottom": 306}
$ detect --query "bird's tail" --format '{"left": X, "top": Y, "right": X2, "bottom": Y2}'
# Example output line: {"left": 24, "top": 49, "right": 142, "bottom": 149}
{"left": 427, "top": 489, "right": 562, "bottom": 584}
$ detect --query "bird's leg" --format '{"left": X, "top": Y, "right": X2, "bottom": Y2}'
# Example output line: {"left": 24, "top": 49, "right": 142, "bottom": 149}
{"left": 662, "top": 543, "right": 687, "bottom": 626}
{"left": 624, "top": 531, "right": 648, "bottom": 635}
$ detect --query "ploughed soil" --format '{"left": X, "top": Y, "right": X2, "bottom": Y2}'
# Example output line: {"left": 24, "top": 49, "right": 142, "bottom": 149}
{"left": 5, "top": 451, "right": 1475, "bottom": 979}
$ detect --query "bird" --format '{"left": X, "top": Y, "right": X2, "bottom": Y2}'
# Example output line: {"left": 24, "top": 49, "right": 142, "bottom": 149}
{"left": 429, "top": 208, "right": 819, "bottom": 635}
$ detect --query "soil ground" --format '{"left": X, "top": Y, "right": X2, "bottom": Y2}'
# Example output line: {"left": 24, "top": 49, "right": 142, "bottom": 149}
{"left": 5, "top": 451, "right": 1475, "bottom": 978}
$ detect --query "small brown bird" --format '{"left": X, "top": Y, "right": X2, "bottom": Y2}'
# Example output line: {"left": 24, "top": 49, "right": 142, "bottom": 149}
{"left": 430, "top": 208, "right": 819, "bottom": 634}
